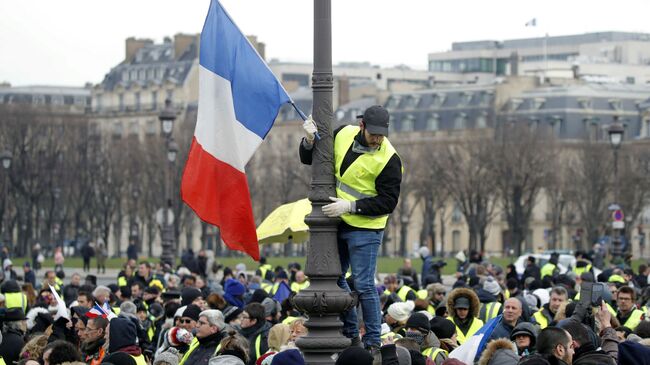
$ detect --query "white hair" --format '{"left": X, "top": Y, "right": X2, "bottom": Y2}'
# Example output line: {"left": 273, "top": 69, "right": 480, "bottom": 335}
{"left": 92, "top": 285, "right": 111, "bottom": 298}
{"left": 199, "top": 309, "right": 225, "bottom": 330}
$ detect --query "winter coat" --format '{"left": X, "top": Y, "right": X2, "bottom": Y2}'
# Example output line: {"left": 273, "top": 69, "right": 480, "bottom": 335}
{"left": 0, "top": 327, "right": 25, "bottom": 365}
{"left": 238, "top": 321, "right": 271, "bottom": 365}
{"left": 209, "top": 354, "right": 246, "bottom": 365}
{"left": 478, "top": 339, "right": 519, "bottom": 365}
{"left": 518, "top": 353, "right": 569, "bottom": 365}
{"left": 420, "top": 331, "right": 447, "bottom": 365}
{"left": 183, "top": 331, "right": 227, "bottom": 365}
{"left": 447, "top": 288, "right": 481, "bottom": 319}
{"left": 618, "top": 340, "right": 650, "bottom": 365}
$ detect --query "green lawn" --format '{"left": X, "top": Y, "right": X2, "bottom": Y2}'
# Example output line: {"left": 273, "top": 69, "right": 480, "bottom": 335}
{"left": 15, "top": 255, "right": 647, "bottom": 275}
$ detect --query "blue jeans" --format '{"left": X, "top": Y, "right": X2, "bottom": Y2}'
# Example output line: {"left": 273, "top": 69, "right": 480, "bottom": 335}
{"left": 337, "top": 229, "right": 383, "bottom": 347}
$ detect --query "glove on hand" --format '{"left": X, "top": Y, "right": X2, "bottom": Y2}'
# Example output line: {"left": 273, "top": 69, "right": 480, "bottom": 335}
{"left": 302, "top": 115, "right": 318, "bottom": 143}
{"left": 322, "top": 197, "right": 352, "bottom": 217}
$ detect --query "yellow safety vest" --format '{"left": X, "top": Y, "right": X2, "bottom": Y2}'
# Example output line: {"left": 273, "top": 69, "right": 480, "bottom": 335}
{"left": 447, "top": 316, "right": 483, "bottom": 345}
{"left": 179, "top": 337, "right": 222, "bottom": 365}
{"left": 130, "top": 355, "right": 147, "bottom": 365}
{"left": 573, "top": 264, "right": 592, "bottom": 276}
{"left": 533, "top": 309, "right": 552, "bottom": 329}
{"left": 505, "top": 289, "right": 511, "bottom": 300}
{"left": 427, "top": 304, "right": 436, "bottom": 316}
{"left": 0, "top": 356, "right": 6, "bottom": 365}
{"left": 290, "top": 281, "right": 310, "bottom": 293}
{"left": 118, "top": 276, "right": 128, "bottom": 287}
{"left": 397, "top": 286, "right": 416, "bottom": 302}
{"left": 254, "top": 333, "right": 264, "bottom": 360}
{"left": 621, "top": 308, "right": 645, "bottom": 330}
{"left": 259, "top": 264, "right": 273, "bottom": 280}
{"left": 5, "top": 292, "right": 27, "bottom": 313}
{"left": 608, "top": 274, "right": 626, "bottom": 284}
{"left": 416, "top": 289, "right": 428, "bottom": 300}
{"left": 422, "top": 347, "right": 447, "bottom": 361}
{"left": 334, "top": 125, "right": 397, "bottom": 230}
{"left": 261, "top": 282, "right": 273, "bottom": 294}
{"left": 480, "top": 302, "right": 502, "bottom": 323}
{"left": 282, "top": 316, "right": 299, "bottom": 325}
{"left": 381, "top": 331, "right": 403, "bottom": 340}
{"left": 541, "top": 263, "right": 557, "bottom": 279}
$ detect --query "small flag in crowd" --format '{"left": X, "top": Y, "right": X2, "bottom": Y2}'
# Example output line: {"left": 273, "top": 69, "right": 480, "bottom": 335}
{"left": 181, "top": 0, "right": 291, "bottom": 261}
{"left": 449, "top": 315, "right": 502, "bottom": 363}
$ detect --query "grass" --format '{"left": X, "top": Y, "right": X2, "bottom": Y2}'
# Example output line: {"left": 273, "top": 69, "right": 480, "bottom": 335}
{"left": 14, "top": 255, "right": 647, "bottom": 275}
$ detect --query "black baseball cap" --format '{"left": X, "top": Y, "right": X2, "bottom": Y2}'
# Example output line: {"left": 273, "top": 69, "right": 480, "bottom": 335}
{"left": 357, "top": 105, "right": 390, "bottom": 136}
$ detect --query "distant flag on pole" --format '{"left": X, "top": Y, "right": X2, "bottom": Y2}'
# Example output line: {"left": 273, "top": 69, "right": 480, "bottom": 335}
{"left": 525, "top": 18, "right": 537, "bottom": 27}
{"left": 181, "top": 0, "right": 292, "bottom": 261}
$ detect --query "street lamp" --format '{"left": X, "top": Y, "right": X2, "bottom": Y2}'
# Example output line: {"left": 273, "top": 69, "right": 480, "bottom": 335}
{"left": 158, "top": 99, "right": 177, "bottom": 266}
{"left": 1, "top": 150, "right": 12, "bottom": 246}
{"left": 608, "top": 119, "right": 625, "bottom": 263}
{"left": 291, "top": 1, "right": 356, "bottom": 364}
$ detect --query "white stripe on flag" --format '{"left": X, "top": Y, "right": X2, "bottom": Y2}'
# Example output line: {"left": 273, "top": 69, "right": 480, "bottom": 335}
{"left": 195, "top": 65, "right": 263, "bottom": 172}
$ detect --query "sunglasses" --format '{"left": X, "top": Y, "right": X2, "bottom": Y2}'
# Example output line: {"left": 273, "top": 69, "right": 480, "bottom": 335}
{"left": 180, "top": 319, "right": 194, "bottom": 324}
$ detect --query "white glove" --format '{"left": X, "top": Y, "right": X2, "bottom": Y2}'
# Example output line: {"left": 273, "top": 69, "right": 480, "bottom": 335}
{"left": 322, "top": 197, "right": 352, "bottom": 217}
{"left": 303, "top": 115, "right": 318, "bottom": 143}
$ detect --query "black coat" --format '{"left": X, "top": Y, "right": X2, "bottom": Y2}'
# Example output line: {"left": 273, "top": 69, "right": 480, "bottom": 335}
{"left": 183, "top": 331, "right": 225, "bottom": 365}
{"left": 0, "top": 327, "right": 25, "bottom": 365}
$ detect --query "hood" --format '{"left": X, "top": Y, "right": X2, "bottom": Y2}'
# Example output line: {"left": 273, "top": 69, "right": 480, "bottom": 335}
{"left": 478, "top": 339, "right": 518, "bottom": 365}
{"left": 108, "top": 317, "right": 138, "bottom": 352}
{"left": 225, "top": 279, "right": 246, "bottom": 296}
{"left": 421, "top": 330, "right": 441, "bottom": 350}
{"left": 476, "top": 288, "right": 497, "bottom": 303}
{"left": 447, "top": 287, "right": 480, "bottom": 318}
{"left": 1, "top": 279, "right": 20, "bottom": 293}
{"left": 209, "top": 354, "right": 245, "bottom": 365}
{"left": 510, "top": 322, "right": 538, "bottom": 346}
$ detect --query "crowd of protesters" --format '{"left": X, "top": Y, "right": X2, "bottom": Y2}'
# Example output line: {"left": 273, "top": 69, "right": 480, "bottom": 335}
{"left": 1, "top": 245, "right": 650, "bottom": 365}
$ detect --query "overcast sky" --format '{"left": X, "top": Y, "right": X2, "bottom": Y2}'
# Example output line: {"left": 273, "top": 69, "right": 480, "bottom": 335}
{"left": 1, "top": 0, "right": 649, "bottom": 87}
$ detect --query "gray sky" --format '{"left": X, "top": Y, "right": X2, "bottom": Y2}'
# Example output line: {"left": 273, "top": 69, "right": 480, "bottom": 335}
{"left": 1, "top": 0, "right": 649, "bottom": 87}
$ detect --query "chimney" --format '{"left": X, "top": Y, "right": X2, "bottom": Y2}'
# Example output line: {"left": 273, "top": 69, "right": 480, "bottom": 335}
{"left": 125, "top": 37, "right": 153, "bottom": 63}
{"left": 174, "top": 33, "right": 199, "bottom": 59}
{"left": 338, "top": 76, "right": 350, "bottom": 107}
{"left": 246, "top": 35, "right": 266, "bottom": 60}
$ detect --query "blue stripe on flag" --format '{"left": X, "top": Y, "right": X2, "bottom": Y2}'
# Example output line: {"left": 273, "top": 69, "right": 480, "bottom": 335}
{"left": 199, "top": 0, "right": 290, "bottom": 139}
{"left": 474, "top": 315, "right": 503, "bottom": 361}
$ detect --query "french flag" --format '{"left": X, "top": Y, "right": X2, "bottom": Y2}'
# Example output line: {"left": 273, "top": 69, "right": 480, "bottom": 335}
{"left": 449, "top": 315, "right": 501, "bottom": 363}
{"left": 181, "top": 0, "right": 291, "bottom": 260}
{"left": 86, "top": 303, "right": 107, "bottom": 319}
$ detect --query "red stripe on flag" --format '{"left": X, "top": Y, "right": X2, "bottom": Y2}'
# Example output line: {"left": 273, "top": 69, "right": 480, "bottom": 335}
{"left": 181, "top": 137, "right": 260, "bottom": 261}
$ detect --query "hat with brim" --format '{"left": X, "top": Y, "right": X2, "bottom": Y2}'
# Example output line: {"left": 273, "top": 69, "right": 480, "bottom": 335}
{"left": 357, "top": 105, "right": 390, "bottom": 136}
{"left": 454, "top": 297, "right": 470, "bottom": 309}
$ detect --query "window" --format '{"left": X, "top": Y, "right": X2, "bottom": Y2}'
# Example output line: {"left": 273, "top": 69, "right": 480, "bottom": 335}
{"left": 118, "top": 93, "right": 125, "bottom": 112}
{"left": 578, "top": 98, "right": 592, "bottom": 110}
{"left": 454, "top": 113, "right": 467, "bottom": 129}
{"left": 452, "top": 204, "right": 463, "bottom": 223}
{"left": 151, "top": 91, "right": 158, "bottom": 110}
{"left": 459, "top": 92, "right": 473, "bottom": 106}
{"left": 452, "top": 230, "right": 461, "bottom": 252}
{"left": 52, "top": 94, "right": 64, "bottom": 106}
{"left": 166, "top": 89, "right": 174, "bottom": 102}
{"left": 134, "top": 92, "right": 141, "bottom": 111}
{"left": 432, "top": 93, "right": 446, "bottom": 107}
{"left": 386, "top": 96, "right": 400, "bottom": 109}
{"left": 32, "top": 94, "right": 45, "bottom": 105}
{"left": 476, "top": 112, "right": 488, "bottom": 128}
{"left": 402, "top": 115, "right": 415, "bottom": 132}
{"left": 609, "top": 99, "right": 622, "bottom": 111}
{"left": 480, "top": 91, "right": 493, "bottom": 106}
{"left": 426, "top": 114, "right": 439, "bottom": 131}
{"left": 531, "top": 98, "right": 545, "bottom": 110}
{"left": 146, "top": 120, "right": 156, "bottom": 136}
{"left": 129, "top": 121, "right": 139, "bottom": 136}
{"left": 645, "top": 119, "right": 650, "bottom": 138}
{"left": 550, "top": 117, "right": 563, "bottom": 137}
{"left": 113, "top": 121, "right": 123, "bottom": 137}
{"left": 584, "top": 118, "right": 599, "bottom": 141}
{"left": 95, "top": 95, "right": 102, "bottom": 111}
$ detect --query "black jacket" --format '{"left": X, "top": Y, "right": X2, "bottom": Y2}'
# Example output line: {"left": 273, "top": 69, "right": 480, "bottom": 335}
{"left": 518, "top": 353, "right": 569, "bottom": 365}
{"left": 184, "top": 331, "right": 225, "bottom": 365}
{"left": 238, "top": 321, "right": 271, "bottom": 365}
{"left": 299, "top": 126, "right": 402, "bottom": 230}
{"left": 0, "top": 327, "right": 24, "bottom": 365}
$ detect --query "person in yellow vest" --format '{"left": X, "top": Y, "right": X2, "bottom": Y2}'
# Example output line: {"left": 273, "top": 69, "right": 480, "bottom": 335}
{"left": 2, "top": 280, "right": 27, "bottom": 314}
{"left": 43, "top": 270, "right": 61, "bottom": 294}
{"left": 269, "top": 271, "right": 289, "bottom": 296}
{"left": 616, "top": 285, "right": 645, "bottom": 330}
{"left": 541, "top": 252, "right": 560, "bottom": 280}
{"left": 117, "top": 263, "right": 134, "bottom": 288}
{"left": 385, "top": 301, "right": 414, "bottom": 337}
{"left": 446, "top": 288, "right": 483, "bottom": 345}
{"left": 572, "top": 251, "right": 593, "bottom": 277}
{"left": 0, "top": 308, "right": 26, "bottom": 365}
{"left": 107, "top": 317, "right": 147, "bottom": 365}
{"left": 478, "top": 277, "right": 503, "bottom": 323}
{"left": 533, "top": 286, "right": 568, "bottom": 329}
{"left": 236, "top": 303, "right": 270, "bottom": 365}
{"left": 426, "top": 283, "right": 447, "bottom": 316}
{"left": 384, "top": 274, "right": 417, "bottom": 302}
{"left": 404, "top": 313, "right": 448, "bottom": 364}
{"left": 429, "top": 316, "right": 459, "bottom": 355}
{"left": 178, "top": 310, "right": 227, "bottom": 365}
{"left": 82, "top": 316, "right": 108, "bottom": 365}
{"left": 290, "top": 270, "right": 310, "bottom": 293}
{"left": 255, "top": 258, "right": 274, "bottom": 282}
{"left": 300, "top": 105, "right": 402, "bottom": 352}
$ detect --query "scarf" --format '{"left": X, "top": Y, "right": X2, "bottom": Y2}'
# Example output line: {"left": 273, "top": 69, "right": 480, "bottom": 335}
{"left": 116, "top": 345, "right": 142, "bottom": 357}
{"left": 405, "top": 331, "right": 425, "bottom": 345}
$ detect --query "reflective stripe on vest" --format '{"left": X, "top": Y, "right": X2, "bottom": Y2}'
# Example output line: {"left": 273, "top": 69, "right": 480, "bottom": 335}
{"left": 259, "top": 265, "right": 272, "bottom": 280}
{"left": 118, "top": 276, "right": 128, "bottom": 287}
{"left": 0, "top": 356, "right": 6, "bottom": 365}
{"left": 397, "top": 286, "right": 415, "bottom": 302}
{"left": 130, "top": 355, "right": 147, "bottom": 365}
{"left": 334, "top": 125, "right": 397, "bottom": 230}
{"left": 427, "top": 305, "right": 436, "bottom": 316}
{"left": 422, "top": 347, "right": 447, "bottom": 361}
{"left": 290, "top": 281, "right": 310, "bottom": 293}
{"left": 541, "top": 263, "right": 556, "bottom": 279}
{"left": 533, "top": 310, "right": 550, "bottom": 329}
{"left": 622, "top": 309, "right": 645, "bottom": 330}
{"left": 179, "top": 338, "right": 200, "bottom": 365}
{"left": 447, "top": 316, "right": 483, "bottom": 345}
{"left": 261, "top": 282, "right": 273, "bottom": 294}
{"left": 416, "top": 290, "right": 428, "bottom": 300}
{"left": 5, "top": 292, "right": 26, "bottom": 313}
{"left": 480, "top": 302, "right": 501, "bottom": 323}
{"left": 255, "top": 333, "right": 263, "bottom": 360}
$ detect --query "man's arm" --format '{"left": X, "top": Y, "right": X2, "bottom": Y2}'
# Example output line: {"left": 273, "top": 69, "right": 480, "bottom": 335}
{"left": 353, "top": 154, "right": 402, "bottom": 216}
{"left": 298, "top": 125, "right": 345, "bottom": 166}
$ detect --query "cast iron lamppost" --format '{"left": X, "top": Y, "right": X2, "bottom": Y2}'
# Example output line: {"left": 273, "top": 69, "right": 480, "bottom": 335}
{"left": 608, "top": 119, "right": 624, "bottom": 262}
{"left": 159, "top": 99, "right": 177, "bottom": 266}
{"left": 292, "top": 1, "right": 356, "bottom": 364}
{"left": 1, "top": 150, "right": 12, "bottom": 246}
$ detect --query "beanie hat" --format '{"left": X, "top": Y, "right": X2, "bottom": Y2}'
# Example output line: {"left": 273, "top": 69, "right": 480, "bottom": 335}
{"left": 482, "top": 277, "right": 501, "bottom": 296}
{"left": 182, "top": 304, "right": 201, "bottom": 321}
{"left": 261, "top": 297, "right": 279, "bottom": 317}
{"left": 168, "top": 327, "right": 194, "bottom": 346}
{"left": 181, "top": 287, "right": 203, "bottom": 307}
{"left": 223, "top": 306, "right": 244, "bottom": 323}
{"left": 270, "top": 349, "right": 305, "bottom": 365}
{"left": 429, "top": 316, "right": 456, "bottom": 339}
{"left": 335, "top": 346, "right": 373, "bottom": 365}
{"left": 405, "top": 313, "right": 430, "bottom": 334}
{"left": 418, "top": 246, "right": 430, "bottom": 258}
{"left": 153, "top": 348, "right": 182, "bottom": 365}
{"left": 251, "top": 289, "right": 269, "bottom": 304}
{"left": 387, "top": 301, "right": 415, "bottom": 323}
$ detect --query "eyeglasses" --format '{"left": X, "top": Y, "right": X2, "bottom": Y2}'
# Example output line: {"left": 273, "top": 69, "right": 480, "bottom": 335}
{"left": 180, "top": 319, "right": 194, "bottom": 324}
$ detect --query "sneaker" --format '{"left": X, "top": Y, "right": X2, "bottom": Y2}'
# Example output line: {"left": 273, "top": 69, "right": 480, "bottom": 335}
{"left": 349, "top": 337, "right": 362, "bottom": 347}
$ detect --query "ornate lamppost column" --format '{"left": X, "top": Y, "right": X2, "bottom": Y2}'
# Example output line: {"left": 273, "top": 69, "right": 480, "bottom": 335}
{"left": 159, "top": 99, "right": 178, "bottom": 266}
{"left": 292, "top": 1, "right": 356, "bottom": 364}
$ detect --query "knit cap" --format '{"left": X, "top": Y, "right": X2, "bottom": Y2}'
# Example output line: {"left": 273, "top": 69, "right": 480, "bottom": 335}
{"left": 429, "top": 316, "right": 456, "bottom": 339}
{"left": 335, "top": 346, "right": 373, "bottom": 365}
{"left": 153, "top": 348, "right": 182, "bottom": 365}
{"left": 482, "top": 277, "right": 501, "bottom": 296}
{"left": 387, "top": 301, "right": 415, "bottom": 322}
{"left": 405, "top": 313, "right": 430, "bottom": 334}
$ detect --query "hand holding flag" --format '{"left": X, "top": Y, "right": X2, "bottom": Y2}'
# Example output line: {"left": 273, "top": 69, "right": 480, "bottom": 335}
{"left": 49, "top": 284, "right": 69, "bottom": 320}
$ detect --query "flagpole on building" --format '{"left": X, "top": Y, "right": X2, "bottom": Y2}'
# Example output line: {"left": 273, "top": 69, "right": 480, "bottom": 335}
{"left": 291, "top": 1, "right": 356, "bottom": 364}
